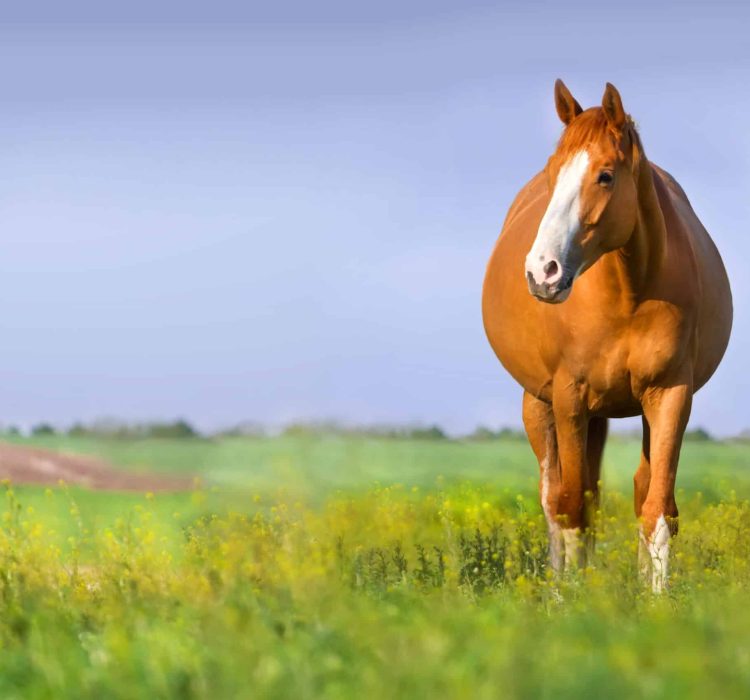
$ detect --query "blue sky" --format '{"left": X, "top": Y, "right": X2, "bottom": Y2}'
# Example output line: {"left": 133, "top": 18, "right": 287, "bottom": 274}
{"left": 1, "top": 0, "right": 748, "bottom": 434}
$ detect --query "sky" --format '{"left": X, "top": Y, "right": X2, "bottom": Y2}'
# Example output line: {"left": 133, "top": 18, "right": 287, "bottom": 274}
{"left": 1, "top": 0, "right": 749, "bottom": 434}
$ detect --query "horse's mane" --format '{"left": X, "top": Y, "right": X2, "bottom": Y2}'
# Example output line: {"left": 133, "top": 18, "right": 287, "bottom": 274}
{"left": 557, "top": 107, "right": 642, "bottom": 168}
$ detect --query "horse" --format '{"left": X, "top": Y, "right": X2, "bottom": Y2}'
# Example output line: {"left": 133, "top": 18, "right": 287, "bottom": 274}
{"left": 481, "top": 80, "right": 732, "bottom": 591}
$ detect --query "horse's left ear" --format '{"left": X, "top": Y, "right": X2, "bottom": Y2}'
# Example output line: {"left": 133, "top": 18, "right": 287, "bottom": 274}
{"left": 602, "top": 82, "right": 626, "bottom": 130}
{"left": 554, "top": 79, "right": 583, "bottom": 125}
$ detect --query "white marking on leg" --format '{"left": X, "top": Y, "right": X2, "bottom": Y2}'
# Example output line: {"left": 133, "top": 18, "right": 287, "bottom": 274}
{"left": 644, "top": 515, "right": 670, "bottom": 593}
{"left": 540, "top": 441, "right": 562, "bottom": 573}
{"left": 638, "top": 532, "right": 651, "bottom": 582}
{"left": 562, "top": 528, "right": 583, "bottom": 570}
{"left": 526, "top": 150, "right": 589, "bottom": 283}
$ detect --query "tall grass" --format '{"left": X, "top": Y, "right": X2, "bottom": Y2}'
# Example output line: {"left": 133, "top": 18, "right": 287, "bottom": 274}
{"left": 1, "top": 468, "right": 750, "bottom": 698}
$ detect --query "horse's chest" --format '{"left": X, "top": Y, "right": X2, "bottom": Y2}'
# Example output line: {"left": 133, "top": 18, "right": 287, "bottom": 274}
{"left": 577, "top": 343, "right": 638, "bottom": 414}
{"left": 559, "top": 309, "right": 689, "bottom": 415}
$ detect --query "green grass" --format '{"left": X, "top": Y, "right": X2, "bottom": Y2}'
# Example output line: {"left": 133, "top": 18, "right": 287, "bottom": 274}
{"left": 1, "top": 434, "right": 750, "bottom": 698}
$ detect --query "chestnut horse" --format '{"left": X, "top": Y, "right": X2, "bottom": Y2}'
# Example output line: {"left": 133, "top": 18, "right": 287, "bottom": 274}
{"left": 482, "top": 81, "right": 732, "bottom": 591}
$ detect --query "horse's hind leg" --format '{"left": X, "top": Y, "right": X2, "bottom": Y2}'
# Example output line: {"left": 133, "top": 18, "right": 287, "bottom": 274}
{"left": 586, "top": 417, "right": 608, "bottom": 505}
{"left": 522, "top": 391, "right": 563, "bottom": 572}
{"left": 584, "top": 417, "right": 608, "bottom": 558}
{"left": 633, "top": 416, "right": 652, "bottom": 579}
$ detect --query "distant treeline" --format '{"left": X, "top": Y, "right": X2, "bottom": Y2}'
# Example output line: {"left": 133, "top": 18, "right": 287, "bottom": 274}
{"left": 2, "top": 419, "right": 202, "bottom": 440}
{"left": 282, "top": 422, "right": 455, "bottom": 441}
{"left": 0, "top": 421, "right": 741, "bottom": 443}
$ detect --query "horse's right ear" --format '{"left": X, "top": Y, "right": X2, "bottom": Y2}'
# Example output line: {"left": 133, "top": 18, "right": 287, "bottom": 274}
{"left": 554, "top": 79, "right": 583, "bottom": 125}
{"left": 602, "top": 82, "right": 626, "bottom": 130}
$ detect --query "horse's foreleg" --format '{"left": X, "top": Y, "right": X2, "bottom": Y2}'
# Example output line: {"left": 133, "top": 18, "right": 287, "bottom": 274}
{"left": 522, "top": 391, "right": 563, "bottom": 573}
{"left": 552, "top": 378, "right": 589, "bottom": 570}
{"left": 640, "top": 380, "right": 692, "bottom": 593}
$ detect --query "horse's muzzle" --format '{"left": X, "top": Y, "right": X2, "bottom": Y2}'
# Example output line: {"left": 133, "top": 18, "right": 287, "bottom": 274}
{"left": 526, "top": 272, "right": 573, "bottom": 304}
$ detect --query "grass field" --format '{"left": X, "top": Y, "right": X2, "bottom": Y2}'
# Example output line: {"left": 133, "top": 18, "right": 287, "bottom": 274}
{"left": 2, "top": 433, "right": 750, "bottom": 698}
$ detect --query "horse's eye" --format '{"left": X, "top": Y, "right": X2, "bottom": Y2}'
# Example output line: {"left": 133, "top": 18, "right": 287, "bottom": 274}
{"left": 597, "top": 171, "right": 614, "bottom": 186}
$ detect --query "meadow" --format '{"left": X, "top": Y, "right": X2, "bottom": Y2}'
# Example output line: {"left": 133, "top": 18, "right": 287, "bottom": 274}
{"left": 2, "top": 432, "right": 750, "bottom": 698}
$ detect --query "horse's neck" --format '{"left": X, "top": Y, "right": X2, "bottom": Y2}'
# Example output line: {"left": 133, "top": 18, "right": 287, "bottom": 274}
{"left": 616, "top": 154, "right": 667, "bottom": 301}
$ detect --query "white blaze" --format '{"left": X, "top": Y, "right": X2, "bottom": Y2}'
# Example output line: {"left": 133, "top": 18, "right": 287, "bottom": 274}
{"left": 526, "top": 150, "right": 589, "bottom": 282}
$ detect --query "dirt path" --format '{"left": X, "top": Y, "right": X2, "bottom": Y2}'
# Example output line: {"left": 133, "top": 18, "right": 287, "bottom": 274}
{"left": 0, "top": 442, "right": 193, "bottom": 491}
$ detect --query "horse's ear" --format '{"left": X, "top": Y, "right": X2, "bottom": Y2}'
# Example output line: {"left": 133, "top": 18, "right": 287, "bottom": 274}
{"left": 554, "top": 79, "right": 582, "bottom": 125}
{"left": 602, "top": 82, "right": 626, "bottom": 130}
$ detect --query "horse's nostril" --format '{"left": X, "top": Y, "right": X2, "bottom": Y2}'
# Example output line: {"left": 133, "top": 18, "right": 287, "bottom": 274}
{"left": 543, "top": 260, "right": 559, "bottom": 280}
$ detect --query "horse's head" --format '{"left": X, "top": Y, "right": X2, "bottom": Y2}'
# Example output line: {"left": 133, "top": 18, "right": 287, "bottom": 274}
{"left": 525, "top": 80, "right": 639, "bottom": 303}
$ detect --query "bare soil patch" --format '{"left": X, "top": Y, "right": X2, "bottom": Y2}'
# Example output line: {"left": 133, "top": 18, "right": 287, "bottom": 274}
{"left": 0, "top": 442, "right": 193, "bottom": 491}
